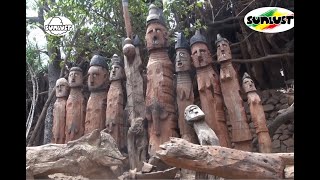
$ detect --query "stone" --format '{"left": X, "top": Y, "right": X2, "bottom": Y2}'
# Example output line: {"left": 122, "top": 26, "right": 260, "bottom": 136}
{"left": 269, "top": 111, "right": 278, "bottom": 119}
{"left": 280, "top": 104, "right": 289, "bottom": 110}
{"left": 266, "top": 120, "right": 272, "bottom": 125}
{"left": 273, "top": 134, "right": 280, "bottom": 140}
{"left": 264, "top": 112, "right": 269, "bottom": 119}
{"left": 261, "top": 90, "right": 270, "bottom": 99}
{"left": 272, "top": 139, "right": 280, "bottom": 149}
{"left": 263, "top": 104, "right": 274, "bottom": 112}
{"left": 279, "top": 124, "right": 287, "bottom": 130}
{"left": 279, "top": 135, "right": 290, "bottom": 141}
{"left": 283, "top": 138, "right": 294, "bottom": 147}
{"left": 272, "top": 148, "right": 281, "bottom": 153}
{"left": 262, "top": 97, "right": 268, "bottom": 104}
{"left": 274, "top": 128, "right": 282, "bottom": 134}
{"left": 280, "top": 98, "right": 288, "bottom": 104}
{"left": 266, "top": 97, "right": 279, "bottom": 105}
{"left": 287, "top": 147, "right": 294, "bottom": 152}
{"left": 288, "top": 124, "right": 294, "bottom": 132}
{"left": 280, "top": 142, "right": 287, "bottom": 152}
{"left": 283, "top": 129, "right": 292, "bottom": 135}
{"left": 275, "top": 104, "right": 282, "bottom": 111}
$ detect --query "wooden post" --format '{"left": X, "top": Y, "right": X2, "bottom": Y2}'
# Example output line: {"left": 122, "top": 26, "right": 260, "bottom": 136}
{"left": 84, "top": 55, "right": 109, "bottom": 134}
{"left": 216, "top": 34, "right": 252, "bottom": 151}
{"left": 65, "top": 67, "right": 86, "bottom": 143}
{"left": 145, "top": 4, "right": 178, "bottom": 157}
{"left": 242, "top": 72, "right": 272, "bottom": 153}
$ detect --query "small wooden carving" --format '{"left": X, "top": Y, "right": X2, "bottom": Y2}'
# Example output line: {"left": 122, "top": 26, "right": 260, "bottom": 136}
{"left": 175, "top": 32, "right": 198, "bottom": 143}
{"left": 190, "top": 30, "right": 231, "bottom": 148}
{"left": 65, "top": 67, "right": 85, "bottom": 143}
{"left": 85, "top": 55, "right": 109, "bottom": 134}
{"left": 106, "top": 54, "right": 126, "bottom": 151}
{"left": 52, "top": 78, "right": 69, "bottom": 144}
{"left": 123, "top": 37, "right": 149, "bottom": 171}
{"left": 243, "top": 72, "right": 272, "bottom": 153}
{"left": 184, "top": 105, "right": 220, "bottom": 146}
{"left": 145, "top": 4, "right": 178, "bottom": 157}
{"left": 127, "top": 117, "right": 149, "bottom": 171}
{"left": 216, "top": 34, "right": 252, "bottom": 151}
{"left": 185, "top": 104, "right": 220, "bottom": 179}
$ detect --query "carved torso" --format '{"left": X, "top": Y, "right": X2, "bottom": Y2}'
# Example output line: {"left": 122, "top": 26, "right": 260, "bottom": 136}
{"left": 106, "top": 81, "right": 125, "bottom": 150}
{"left": 145, "top": 50, "right": 178, "bottom": 156}
{"left": 52, "top": 98, "right": 67, "bottom": 144}
{"left": 85, "top": 91, "right": 107, "bottom": 134}
{"left": 219, "top": 61, "right": 252, "bottom": 148}
{"left": 146, "top": 51, "right": 176, "bottom": 115}
{"left": 195, "top": 65, "right": 231, "bottom": 147}
{"left": 124, "top": 46, "right": 146, "bottom": 122}
{"left": 176, "top": 72, "right": 197, "bottom": 143}
{"left": 247, "top": 91, "right": 271, "bottom": 153}
{"left": 65, "top": 88, "right": 86, "bottom": 142}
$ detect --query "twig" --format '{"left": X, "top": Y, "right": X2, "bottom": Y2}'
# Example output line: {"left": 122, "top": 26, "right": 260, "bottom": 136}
{"left": 208, "top": 16, "right": 244, "bottom": 26}
{"left": 236, "top": 0, "right": 255, "bottom": 17}
{"left": 232, "top": 53, "right": 294, "bottom": 63}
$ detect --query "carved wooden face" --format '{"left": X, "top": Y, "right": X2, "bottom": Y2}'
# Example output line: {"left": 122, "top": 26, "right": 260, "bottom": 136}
{"left": 110, "top": 64, "right": 124, "bottom": 81}
{"left": 145, "top": 23, "right": 168, "bottom": 51}
{"left": 55, "top": 79, "right": 69, "bottom": 98}
{"left": 191, "top": 43, "right": 212, "bottom": 68}
{"left": 242, "top": 78, "right": 257, "bottom": 93}
{"left": 217, "top": 41, "right": 231, "bottom": 62}
{"left": 88, "top": 66, "right": 109, "bottom": 91}
{"left": 184, "top": 105, "right": 205, "bottom": 122}
{"left": 68, "top": 70, "right": 83, "bottom": 88}
{"left": 175, "top": 48, "right": 191, "bottom": 72}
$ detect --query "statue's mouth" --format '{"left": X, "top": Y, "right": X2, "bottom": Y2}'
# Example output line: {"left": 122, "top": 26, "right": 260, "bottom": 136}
{"left": 177, "top": 62, "right": 182, "bottom": 67}
{"left": 153, "top": 39, "right": 159, "bottom": 45}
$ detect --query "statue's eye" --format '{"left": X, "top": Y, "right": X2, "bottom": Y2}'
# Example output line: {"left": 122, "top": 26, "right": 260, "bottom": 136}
{"left": 179, "top": 52, "right": 185, "bottom": 57}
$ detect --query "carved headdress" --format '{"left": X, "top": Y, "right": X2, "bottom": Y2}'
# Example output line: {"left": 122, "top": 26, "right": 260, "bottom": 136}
{"left": 70, "top": 66, "right": 83, "bottom": 72}
{"left": 146, "top": 4, "right": 166, "bottom": 27}
{"left": 215, "top": 33, "right": 229, "bottom": 45}
{"left": 175, "top": 32, "right": 189, "bottom": 50}
{"left": 90, "top": 55, "right": 108, "bottom": 69}
{"left": 111, "top": 54, "right": 124, "bottom": 68}
{"left": 190, "top": 30, "right": 207, "bottom": 47}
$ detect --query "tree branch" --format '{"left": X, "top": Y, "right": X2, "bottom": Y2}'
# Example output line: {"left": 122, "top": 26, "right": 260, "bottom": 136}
{"left": 207, "top": 16, "right": 244, "bottom": 26}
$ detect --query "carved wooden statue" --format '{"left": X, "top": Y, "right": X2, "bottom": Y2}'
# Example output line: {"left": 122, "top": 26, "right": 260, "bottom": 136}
{"left": 106, "top": 54, "right": 126, "bottom": 152}
{"left": 52, "top": 78, "right": 69, "bottom": 144}
{"left": 216, "top": 34, "right": 252, "bottom": 151}
{"left": 145, "top": 4, "right": 178, "bottom": 157}
{"left": 190, "top": 30, "right": 231, "bottom": 148}
{"left": 123, "top": 37, "right": 148, "bottom": 171}
{"left": 65, "top": 67, "right": 86, "bottom": 143}
{"left": 123, "top": 36, "right": 146, "bottom": 121}
{"left": 242, "top": 72, "right": 272, "bottom": 153}
{"left": 184, "top": 105, "right": 220, "bottom": 146}
{"left": 85, "top": 55, "right": 109, "bottom": 134}
{"left": 175, "top": 32, "right": 198, "bottom": 143}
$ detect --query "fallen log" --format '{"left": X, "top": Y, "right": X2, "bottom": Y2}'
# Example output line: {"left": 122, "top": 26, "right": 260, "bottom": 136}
{"left": 157, "top": 137, "right": 294, "bottom": 179}
{"left": 26, "top": 129, "right": 126, "bottom": 179}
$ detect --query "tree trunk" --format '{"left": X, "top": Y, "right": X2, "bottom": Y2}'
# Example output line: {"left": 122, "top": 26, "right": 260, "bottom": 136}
{"left": 157, "top": 137, "right": 293, "bottom": 179}
{"left": 27, "top": 129, "right": 126, "bottom": 179}
{"left": 43, "top": 52, "right": 61, "bottom": 144}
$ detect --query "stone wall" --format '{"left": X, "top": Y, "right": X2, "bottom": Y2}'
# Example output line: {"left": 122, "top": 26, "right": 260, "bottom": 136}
{"left": 225, "top": 89, "right": 294, "bottom": 153}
